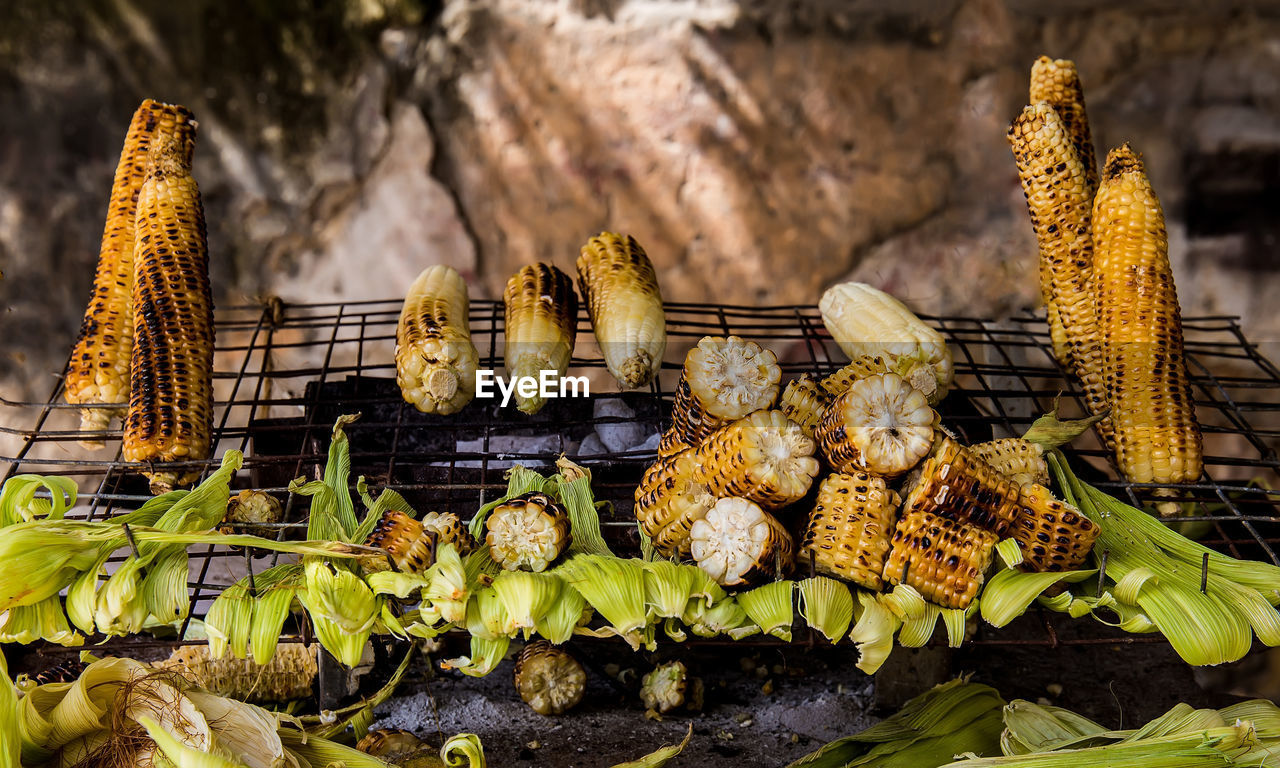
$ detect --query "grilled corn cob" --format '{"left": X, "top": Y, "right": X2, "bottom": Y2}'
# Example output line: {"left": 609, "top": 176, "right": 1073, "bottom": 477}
{"left": 689, "top": 409, "right": 820, "bottom": 508}
{"left": 819, "top": 282, "right": 954, "bottom": 404}
{"left": 969, "top": 438, "right": 1049, "bottom": 487}
{"left": 900, "top": 436, "right": 1022, "bottom": 538}
{"left": 689, "top": 496, "right": 793, "bottom": 586}
{"left": 780, "top": 374, "right": 831, "bottom": 438}
{"left": 1092, "top": 144, "right": 1203, "bottom": 489}
{"left": 1011, "top": 482, "right": 1099, "bottom": 572}
{"left": 157, "top": 642, "right": 317, "bottom": 702}
{"left": 634, "top": 451, "right": 717, "bottom": 558}
{"left": 882, "top": 510, "right": 998, "bottom": 609}
{"left": 576, "top": 232, "right": 667, "bottom": 389}
{"left": 396, "top": 265, "right": 479, "bottom": 415}
{"left": 671, "top": 336, "right": 781, "bottom": 445}
{"left": 486, "top": 492, "right": 571, "bottom": 572}
{"left": 513, "top": 640, "right": 586, "bottom": 715}
{"left": 1008, "top": 103, "right": 1113, "bottom": 446}
{"left": 33, "top": 658, "right": 87, "bottom": 685}
{"left": 1029, "top": 57, "right": 1098, "bottom": 194}
{"left": 801, "top": 472, "right": 900, "bottom": 590}
{"left": 657, "top": 427, "right": 690, "bottom": 459}
{"left": 122, "top": 124, "right": 214, "bottom": 492}
{"left": 815, "top": 372, "right": 936, "bottom": 477}
{"left": 641, "top": 660, "right": 699, "bottom": 716}
{"left": 365, "top": 509, "right": 476, "bottom": 573}
{"left": 357, "top": 730, "right": 425, "bottom": 758}
{"left": 503, "top": 263, "right": 578, "bottom": 415}
{"left": 221, "top": 489, "right": 283, "bottom": 538}
{"left": 64, "top": 101, "right": 196, "bottom": 446}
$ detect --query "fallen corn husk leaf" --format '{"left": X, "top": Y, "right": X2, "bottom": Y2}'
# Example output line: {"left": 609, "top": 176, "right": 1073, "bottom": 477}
{"left": 737, "top": 580, "right": 795, "bottom": 641}
{"left": 610, "top": 724, "right": 693, "bottom": 768}
{"left": 1019, "top": 404, "right": 1109, "bottom": 449}
{"left": 797, "top": 576, "right": 854, "bottom": 643}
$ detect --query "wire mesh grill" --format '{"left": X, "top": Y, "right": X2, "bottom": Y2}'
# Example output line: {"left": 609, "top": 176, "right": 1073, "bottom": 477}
{"left": 3, "top": 300, "right": 1279, "bottom": 655}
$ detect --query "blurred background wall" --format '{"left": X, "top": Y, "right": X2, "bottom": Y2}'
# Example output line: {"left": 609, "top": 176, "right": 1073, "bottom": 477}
{"left": 2, "top": 0, "right": 1279, "bottom": 407}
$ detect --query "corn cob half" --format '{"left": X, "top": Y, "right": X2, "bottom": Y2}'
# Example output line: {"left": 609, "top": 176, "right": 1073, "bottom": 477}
{"left": 815, "top": 372, "right": 936, "bottom": 478}
{"left": 689, "top": 409, "right": 820, "bottom": 508}
{"left": 514, "top": 640, "right": 587, "bottom": 715}
{"left": 689, "top": 497, "right": 793, "bottom": 586}
{"left": 396, "top": 265, "right": 479, "bottom": 415}
{"left": 486, "top": 491, "right": 571, "bottom": 571}
{"left": 64, "top": 101, "right": 196, "bottom": 447}
{"left": 671, "top": 336, "right": 781, "bottom": 445}
{"left": 156, "top": 642, "right": 317, "bottom": 703}
{"left": 900, "top": 436, "right": 1022, "bottom": 538}
{"left": 1011, "top": 482, "right": 1099, "bottom": 572}
{"left": 780, "top": 374, "right": 831, "bottom": 438}
{"left": 634, "top": 451, "right": 717, "bottom": 558}
{"left": 122, "top": 122, "right": 214, "bottom": 493}
{"left": 576, "top": 232, "right": 667, "bottom": 388}
{"left": 882, "top": 510, "right": 998, "bottom": 609}
{"left": 503, "top": 263, "right": 578, "bottom": 415}
{"left": 801, "top": 472, "right": 900, "bottom": 590}
{"left": 969, "top": 438, "right": 1049, "bottom": 487}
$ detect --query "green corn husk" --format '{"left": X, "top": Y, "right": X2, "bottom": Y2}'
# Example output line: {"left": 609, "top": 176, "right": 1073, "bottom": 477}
{"left": 941, "top": 723, "right": 1257, "bottom": 767}
{"left": 279, "top": 728, "right": 395, "bottom": 767}
{"left": 205, "top": 580, "right": 254, "bottom": 660}
{"left": 0, "top": 597, "right": 82, "bottom": 647}
{"left": 996, "top": 539, "right": 1025, "bottom": 569}
{"left": 491, "top": 570, "right": 561, "bottom": 638}
{"left": 442, "top": 733, "right": 487, "bottom": 767}
{"left": 535, "top": 582, "right": 587, "bottom": 644}
{"left": 554, "top": 457, "right": 614, "bottom": 557}
{"left": 440, "top": 636, "right": 510, "bottom": 678}
{"left": 1020, "top": 407, "right": 1109, "bottom": 450}
{"left": 644, "top": 560, "right": 700, "bottom": 620}
{"left": 1220, "top": 700, "right": 1280, "bottom": 741}
{"left": 684, "top": 596, "right": 755, "bottom": 639}
{"left": 980, "top": 568, "right": 1096, "bottom": 628}
{"left": 1000, "top": 700, "right": 1108, "bottom": 755}
{"left": 848, "top": 590, "right": 901, "bottom": 674}
{"left": 424, "top": 544, "right": 471, "bottom": 625}
{"left": 797, "top": 577, "right": 854, "bottom": 643}
{"left": 738, "top": 580, "right": 795, "bottom": 641}
{"left": 139, "top": 715, "right": 241, "bottom": 768}
{"left": 611, "top": 724, "right": 693, "bottom": 768}
{"left": 554, "top": 555, "right": 648, "bottom": 648}
{"left": 0, "top": 475, "right": 77, "bottom": 527}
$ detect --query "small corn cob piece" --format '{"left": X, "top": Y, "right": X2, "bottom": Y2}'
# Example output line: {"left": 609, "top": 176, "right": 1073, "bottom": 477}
{"left": 513, "top": 640, "right": 587, "bottom": 716}
{"left": 882, "top": 510, "right": 998, "bottom": 609}
{"left": 576, "top": 232, "right": 667, "bottom": 389}
{"left": 900, "top": 436, "right": 1023, "bottom": 538}
{"left": 671, "top": 336, "right": 782, "bottom": 445}
{"left": 1008, "top": 103, "right": 1112, "bottom": 445}
{"left": 122, "top": 124, "right": 214, "bottom": 493}
{"left": 815, "top": 373, "right": 936, "bottom": 478}
{"left": 634, "top": 451, "right": 717, "bottom": 558}
{"left": 396, "top": 265, "right": 480, "bottom": 415}
{"left": 1011, "top": 482, "right": 1099, "bottom": 572}
{"left": 641, "top": 660, "right": 695, "bottom": 716}
{"left": 221, "top": 489, "right": 283, "bottom": 538}
{"left": 819, "top": 282, "right": 954, "bottom": 404}
{"left": 357, "top": 730, "right": 424, "bottom": 758}
{"left": 689, "top": 409, "right": 820, "bottom": 508}
{"left": 779, "top": 374, "right": 831, "bottom": 438}
{"left": 690, "top": 497, "right": 793, "bottom": 586}
{"left": 801, "top": 472, "right": 900, "bottom": 591}
{"left": 656, "top": 426, "right": 690, "bottom": 459}
{"left": 157, "top": 643, "right": 317, "bottom": 703}
{"left": 969, "top": 438, "right": 1049, "bottom": 487}
{"left": 64, "top": 101, "right": 196, "bottom": 447}
{"left": 1093, "top": 144, "right": 1203, "bottom": 489}
{"left": 486, "top": 492, "right": 571, "bottom": 572}
{"left": 1029, "top": 57, "right": 1098, "bottom": 194}
{"left": 365, "top": 509, "right": 477, "bottom": 574}
{"left": 503, "top": 263, "right": 578, "bottom": 415}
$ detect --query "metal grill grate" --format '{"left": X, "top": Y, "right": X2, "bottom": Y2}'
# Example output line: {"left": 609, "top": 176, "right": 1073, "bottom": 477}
{"left": 3, "top": 300, "right": 1279, "bottom": 654}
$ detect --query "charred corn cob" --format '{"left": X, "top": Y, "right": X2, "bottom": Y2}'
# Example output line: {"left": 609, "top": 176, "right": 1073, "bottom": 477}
{"left": 882, "top": 510, "right": 998, "bottom": 609}
{"left": 969, "top": 438, "right": 1049, "bottom": 487}
{"left": 503, "top": 263, "right": 578, "bottom": 415}
{"left": 819, "top": 282, "right": 954, "bottom": 404}
{"left": 33, "top": 658, "right": 86, "bottom": 685}
{"left": 156, "top": 642, "right": 317, "bottom": 702}
{"left": 396, "top": 265, "right": 480, "bottom": 415}
{"left": 486, "top": 492, "right": 571, "bottom": 571}
{"left": 815, "top": 373, "right": 936, "bottom": 478}
{"left": 657, "top": 426, "right": 691, "bottom": 459}
{"left": 122, "top": 122, "right": 214, "bottom": 493}
{"left": 780, "top": 374, "right": 831, "bottom": 438}
{"left": 689, "top": 409, "right": 820, "bottom": 508}
{"left": 1092, "top": 144, "right": 1203, "bottom": 489}
{"left": 513, "top": 640, "right": 586, "bottom": 715}
{"left": 357, "top": 730, "right": 425, "bottom": 758}
{"left": 576, "top": 232, "right": 667, "bottom": 389}
{"left": 64, "top": 101, "right": 196, "bottom": 446}
{"left": 634, "top": 451, "right": 717, "bottom": 558}
{"left": 901, "top": 436, "right": 1022, "bottom": 537}
{"left": 364, "top": 508, "right": 475, "bottom": 573}
{"left": 1011, "top": 482, "right": 1099, "bottom": 572}
{"left": 671, "top": 336, "right": 781, "bottom": 445}
{"left": 801, "top": 472, "right": 900, "bottom": 590}
{"left": 1029, "top": 57, "right": 1098, "bottom": 194}
{"left": 221, "top": 489, "right": 283, "bottom": 538}
{"left": 689, "top": 496, "right": 793, "bottom": 586}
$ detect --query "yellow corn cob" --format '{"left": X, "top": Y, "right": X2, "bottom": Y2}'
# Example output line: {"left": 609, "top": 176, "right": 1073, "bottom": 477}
{"left": 1029, "top": 57, "right": 1098, "bottom": 194}
{"left": 513, "top": 640, "right": 587, "bottom": 715}
{"left": 156, "top": 642, "right": 317, "bottom": 702}
{"left": 1011, "top": 482, "right": 1099, "bottom": 572}
{"left": 1008, "top": 103, "right": 1113, "bottom": 445}
{"left": 364, "top": 508, "right": 475, "bottom": 573}
{"left": 900, "top": 436, "right": 1021, "bottom": 538}
{"left": 779, "top": 374, "right": 831, "bottom": 438}
{"left": 396, "top": 265, "right": 479, "bottom": 415}
{"left": 222, "top": 489, "right": 284, "bottom": 538}
{"left": 969, "top": 438, "right": 1049, "bottom": 487}
{"left": 634, "top": 451, "right": 716, "bottom": 558}
{"left": 820, "top": 355, "right": 893, "bottom": 397}
{"left": 576, "top": 232, "right": 667, "bottom": 389}
{"left": 503, "top": 263, "right": 578, "bottom": 415}
{"left": 485, "top": 491, "right": 571, "bottom": 571}
{"left": 357, "top": 730, "right": 424, "bottom": 758}
{"left": 814, "top": 373, "right": 936, "bottom": 478}
{"left": 656, "top": 426, "right": 690, "bottom": 459}
{"left": 122, "top": 123, "right": 214, "bottom": 493}
{"left": 689, "top": 409, "right": 820, "bottom": 508}
{"left": 882, "top": 510, "right": 998, "bottom": 609}
{"left": 801, "top": 472, "right": 900, "bottom": 590}
{"left": 672, "top": 336, "right": 781, "bottom": 445}
{"left": 64, "top": 101, "right": 196, "bottom": 447}
{"left": 689, "top": 497, "right": 794, "bottom": 586}
{"left": 1092, "top": 144, "right": 1203, "bottom": 489}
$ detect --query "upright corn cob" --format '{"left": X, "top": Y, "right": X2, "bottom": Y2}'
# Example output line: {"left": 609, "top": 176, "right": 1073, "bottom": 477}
{"left": 1011, "top": 482, "right": 1099, "bottom": 572}
{"left": 688, "top": 409, "right": 820, "bottom": 508}
{"left": 1009, "top": 104, "right": 1113, "bottom": 447}
{"left": 1092, "top": 144, "right": 1203, "bottom": 489}
{"left": 814, "top": 373, "right": 936, "bottom": 477}
{"left": 882, "top": 510, "right": 998, "bottom": 609}
{"left": 485, "top": 491, "right": 571, "bottom": 571}
{"left": 513, "top": 640, "right": 587, "bottom": 715}
{"left": 801, "top": 472, "right": 900, "bottom": 590}
{"left": 157, "top": 643, "right": 317, "bottom": 702}
{"left": 503, "top": 263, "right": 578, "bottom": 415}
{"left": 969, "top": 438, "right": 1049, "bottom": 487}
{"left": 671, "top": 336, "right": 781, "bottom": 445}
{"left": 64, "top": 101, "right": 196, "bottom": 447}
{"left": 396, "top": 265, "right": 479, "bottom": 415}
{"left": 634, "top": 451, "right": 716, "bottom": 558}
{"left": 779, "top": 374, "right": 830, "bottom": 438}
{"left": 900, "top": 436, "right": 1022, "bottom": 538}
{"left": 1029, "top": 57, "right": 1098, "bottom": 194}
{"left": 689, "top": 497, "right": 793, "bottom": 586}
{"left": 122, "top": 124, "right": 214, "bottom": 493}
{"left": 576, "top": 232, "right": 667, "bottom": 389}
